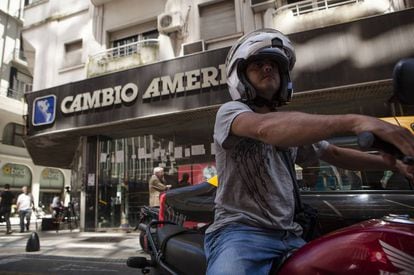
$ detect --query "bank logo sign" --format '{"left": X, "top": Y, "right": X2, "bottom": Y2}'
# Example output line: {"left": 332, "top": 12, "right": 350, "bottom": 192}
{"left": 32, "top": 95, "right": 56, "bottom": 126}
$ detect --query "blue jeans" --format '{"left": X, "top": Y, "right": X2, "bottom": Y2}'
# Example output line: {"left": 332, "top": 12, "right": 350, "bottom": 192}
{"left": 204, "top": 223, "right": 306, "bottom": 275}
{"left": 19, "top": 209, "right": 32, "bottom": 232}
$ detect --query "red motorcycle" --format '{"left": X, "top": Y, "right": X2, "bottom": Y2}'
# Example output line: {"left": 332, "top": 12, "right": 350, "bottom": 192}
{"left": 127, "top": 59, "right": 414, "bottom": 274}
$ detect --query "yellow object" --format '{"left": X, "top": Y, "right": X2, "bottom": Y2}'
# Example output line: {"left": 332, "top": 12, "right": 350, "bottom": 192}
{"left": 207, "top": 175, "right": 218, "bottom": 187}
{"left": 381, "top": 116, "right": 414, "bottom": 134}
{"left": 99, "top": 199, "right": 107, "bottom": 205}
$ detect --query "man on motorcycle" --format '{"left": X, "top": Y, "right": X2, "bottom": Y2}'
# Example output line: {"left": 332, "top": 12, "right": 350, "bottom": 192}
{"left": 204, "top": 29, "right": 414, "bottom": 274}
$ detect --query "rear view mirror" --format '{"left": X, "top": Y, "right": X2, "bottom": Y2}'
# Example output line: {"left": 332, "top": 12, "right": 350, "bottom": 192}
{"left": 393, "top": 58, "right": 414, "bottom": 105}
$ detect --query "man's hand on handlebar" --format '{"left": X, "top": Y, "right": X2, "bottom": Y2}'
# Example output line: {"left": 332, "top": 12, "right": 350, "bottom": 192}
{"left": 394, "top": 159, "right": 414, "bottom": 180}
{"left": 354, "top": 116, "right": 414, "bottom": 162}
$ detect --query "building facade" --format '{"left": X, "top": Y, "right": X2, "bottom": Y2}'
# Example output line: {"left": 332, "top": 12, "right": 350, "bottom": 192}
{"left": 0, "top": 0, "right": 70, "bottom": 216}
{"left": 22, "top": 0, "right": 414, "bottom": 231}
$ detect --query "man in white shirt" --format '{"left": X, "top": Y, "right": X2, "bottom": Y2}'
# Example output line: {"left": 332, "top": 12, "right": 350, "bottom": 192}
{"left": 63, "top": 186, "right": 71, "bottom": 208}
{"left": 16, "top": 186, "right": 34, "bottom": 233}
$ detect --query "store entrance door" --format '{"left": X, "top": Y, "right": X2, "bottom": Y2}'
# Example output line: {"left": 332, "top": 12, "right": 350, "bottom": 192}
{"left": 97, "top": 138, "right": 127, "bottom": 229}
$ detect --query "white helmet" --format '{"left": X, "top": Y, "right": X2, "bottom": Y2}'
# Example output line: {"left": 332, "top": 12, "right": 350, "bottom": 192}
{"left": 226, "top": 29, "right": 296, "bottom": 107}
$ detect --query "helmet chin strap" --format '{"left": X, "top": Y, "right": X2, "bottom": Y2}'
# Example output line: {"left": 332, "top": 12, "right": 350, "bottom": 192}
{"left": 252, "top": 95, "right": 278, "bottom": 111}
{"left": 239, "top": 76, "right": 280, "bottom": 111}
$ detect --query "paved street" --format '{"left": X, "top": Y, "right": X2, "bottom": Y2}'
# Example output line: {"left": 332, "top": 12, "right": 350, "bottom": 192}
{"left": 0, "top": 254, "right": 141, "bottom": 275}
{"left": 0, "top": 219, "right": 150, "bottom": 274}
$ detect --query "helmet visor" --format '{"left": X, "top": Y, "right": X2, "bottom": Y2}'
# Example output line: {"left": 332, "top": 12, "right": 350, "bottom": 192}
{"left": 241, "top": 47, "right": 290, "bottom": 75}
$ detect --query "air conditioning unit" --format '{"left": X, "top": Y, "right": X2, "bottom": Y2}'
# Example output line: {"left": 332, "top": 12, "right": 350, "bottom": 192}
{"left": 250, "top": 0, "right": 276, "bottom": 12}
{"left": 182, "top": 40, "right": 205, "bottom": 56}
{"left": 158, "top": 11, "right": 183, "bottom": 34}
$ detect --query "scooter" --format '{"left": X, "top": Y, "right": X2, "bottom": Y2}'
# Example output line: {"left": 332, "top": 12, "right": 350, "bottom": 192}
{"left": 127, "top": 59, "right": 414, "bottom": 274}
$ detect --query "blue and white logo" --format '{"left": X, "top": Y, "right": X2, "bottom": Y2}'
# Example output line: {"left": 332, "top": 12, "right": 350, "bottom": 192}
{"left": 33, "top": 95, "right": 56, "bottom": 126}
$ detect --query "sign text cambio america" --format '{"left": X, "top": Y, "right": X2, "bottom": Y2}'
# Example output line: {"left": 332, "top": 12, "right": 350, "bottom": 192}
{"left": 60, "top": 64, "right": 226, "bottom": 114}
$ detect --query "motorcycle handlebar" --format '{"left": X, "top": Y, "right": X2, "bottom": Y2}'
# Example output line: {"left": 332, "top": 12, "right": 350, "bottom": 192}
{"left": 357, "top": 131, "right": 414, "bottom": 165}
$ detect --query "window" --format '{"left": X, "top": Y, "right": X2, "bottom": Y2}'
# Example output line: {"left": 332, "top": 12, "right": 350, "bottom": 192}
{"left": 199, "top": 0, "right": 237, "bottom": 41}
{"left": 113, "top": 35, "right": 139, "bottom": 57}
{"left": 111, "top": 28, "right": 159, "bottom": 58}
{"left": 95, "top": 110, "right": 216, "bottom": 228}
{"left": 142, "top": 29, "right": 159, "bottom": 40}
{"left": 298, "top": 136, "right": 413, "bottom": 192}
{"left": 63, "top": 40, "right": 83, "bottom": 68}
{"left": 109, "top": 20, "right": 158, "bottom": 59}
{"left": 300, "top": 161, "right": 412, "bottom": 191}
{"left": 8, "top": 67, "right": 33, "bottom": 100}
{"left": 3, "top": 123, "right": 25, "bottom": 148}
{"left": 24, "top": 0, "right": 46, "bottom": 6}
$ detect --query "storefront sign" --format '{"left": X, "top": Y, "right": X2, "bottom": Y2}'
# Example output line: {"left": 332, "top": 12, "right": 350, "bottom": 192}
{"left": 0, "top": 163, "right": 32, "bottom": 188}
{"left": 2, "top": 163, "right": 27, "bottom": 177}
{"left": 40, "top": 168, "right": 64, "bottom": 189}
{"left": 26, "top": 46, "right": 231, "bottom": 135}
{"left": 32, "top": 95, "right": 56, "bottom": 126}
{"left": 61, "top": 83, "right": 139, "bottom": 114}
{"left": 42, "top": 168, "right": 62, "bottom": 180}
{"left": 142, "top": 64, "right": 226, "bottom": 99}
{"left": 57, "top": 64, "right": 226, "bottom": 114}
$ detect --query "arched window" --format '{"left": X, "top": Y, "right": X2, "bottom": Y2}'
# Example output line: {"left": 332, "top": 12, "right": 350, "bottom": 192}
{"left": 3, "top": 123, "right": 25, "bottom": 147}
{"left": 0, "top": 163, "right": 32, "bottom": 188}
{"left": 39, "top": 168, "right": 65, "bottom": 190}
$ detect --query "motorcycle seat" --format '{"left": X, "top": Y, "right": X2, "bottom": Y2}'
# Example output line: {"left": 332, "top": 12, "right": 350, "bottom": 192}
{"left": 158, "top": 224, "right": 206, "bottom": 275}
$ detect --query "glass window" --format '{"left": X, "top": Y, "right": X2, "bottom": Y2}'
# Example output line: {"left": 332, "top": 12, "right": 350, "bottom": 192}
{"left": 3, "top": 123, "right": 25, "bottom": 147}
{"left": 112, "top": 35, "right": 139, "bottom": 57}
{"left": 39, "top": 192, "right": 56, "bottom": 214}
{"left": 142, "top": 30, "right": 159, "bottom": 40}
{"left": 24, "top": 0, "right": 44, "bottom": 6}
{"left": 111, "top": 29, "right": 159, "bottom": 58}
{"left": 8, "top": 68, "right": 32, "bottom": 100}
{"left": 96, "top": 111, "right": 216, "bottom": 229}
{"left": 39, "top": 168, "right": 64, "bottom": 189}
{"left": 0, "top": 163, "right": 32, "bottom": 188}
{"left": 299, "top": 135, "right": 413, "bottom": 192}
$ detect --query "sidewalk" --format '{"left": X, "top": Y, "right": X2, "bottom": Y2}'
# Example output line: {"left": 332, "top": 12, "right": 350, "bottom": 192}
{"left": 0, "top": 217, "right": 146, "bottom": 261}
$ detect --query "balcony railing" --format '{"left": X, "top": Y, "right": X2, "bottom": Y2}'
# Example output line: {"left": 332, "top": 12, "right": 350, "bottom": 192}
{"left": 273, "top": 0, "right": 394, "bottom": 34}
{"left": 7, "top": 88, "right": 26, "bottom": 101}
{"left": 87, "top": 39, "right": 160, "bottom": 77}
{"left": 275, "top": 0, "right": 365, "bottom": 16}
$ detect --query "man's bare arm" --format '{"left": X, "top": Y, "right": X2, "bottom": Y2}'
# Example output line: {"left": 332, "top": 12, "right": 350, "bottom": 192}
{"left": 231, "top": 111, "right": 414, "bottom": 157}
{"left": 320, "top": 144, "right": 391, "bottom": 171}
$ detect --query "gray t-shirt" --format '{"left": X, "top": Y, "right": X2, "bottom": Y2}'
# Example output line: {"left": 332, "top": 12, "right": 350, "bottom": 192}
{"left": 206, "top": 101, "right": 328, "bottom": 235}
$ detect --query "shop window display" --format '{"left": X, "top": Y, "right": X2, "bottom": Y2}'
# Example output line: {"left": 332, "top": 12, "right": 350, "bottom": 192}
{"left": 96, "top": 127, "right": 216, "bottom": 229}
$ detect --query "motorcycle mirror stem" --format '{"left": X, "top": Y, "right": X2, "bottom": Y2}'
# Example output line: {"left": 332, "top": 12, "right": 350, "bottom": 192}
{"left": 392, "top": 58, "right": 414, "bottom": 106}
{"left": 358, "top": 59, "right": 414, "bottom": 164}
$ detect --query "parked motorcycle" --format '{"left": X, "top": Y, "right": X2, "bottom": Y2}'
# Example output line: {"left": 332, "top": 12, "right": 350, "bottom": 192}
{"left": 127, "top": 59, "right": 414, "bottom": 274}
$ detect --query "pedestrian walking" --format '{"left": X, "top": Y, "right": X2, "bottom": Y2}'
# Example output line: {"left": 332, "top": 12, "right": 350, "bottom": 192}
{"left": 0, "top": 184, "right": 15, "bottom": 234}
{"left": 16, "top": 186, "right": 34, "bottom": 233}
